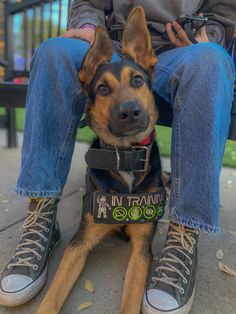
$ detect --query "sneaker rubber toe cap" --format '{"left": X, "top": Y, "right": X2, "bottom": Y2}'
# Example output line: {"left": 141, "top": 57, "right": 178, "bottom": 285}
{"left": 143, "top": 289, "right": 179, "bottom": 313}
{"left": 0, "top": 267, "right": 47, "bottom": 307}
{"left": 142, "top": 287, "right": 195, "bottom": 314}
{"left": 1, "top": 274, "right": 33, "bottom": 293}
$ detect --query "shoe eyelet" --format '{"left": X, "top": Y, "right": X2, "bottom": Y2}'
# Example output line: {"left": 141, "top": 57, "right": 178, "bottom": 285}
{"left": 189, "top": 260, "right": 192, "bottom": 266}
{"left": 189, "top": 249, "right": 193, "bottom": 254}
{"left": 44, "top": 238, "right": 48, "bottom": 243}
{"left": 151, "top": 276, "right": 157, "bottom": 282}
{"left": 45, "top": 228, "right": 49, "bottom": 233}
{"left": 33, "top": 264, "right": 38, "bottom": 270}
{"left": 183, "top": 278, "right": 188, "bottom": 284}
{"left": 179, "top": 287, "right": 185, "bottom": 294}
{"left": 37, "top": 256, "right": 42, "bottom": 261}
{"left": 41, "top": 247, "right": 45, "bottom": 252}
{"left": 186, "top": 269, "right": 190, "bottom": 275}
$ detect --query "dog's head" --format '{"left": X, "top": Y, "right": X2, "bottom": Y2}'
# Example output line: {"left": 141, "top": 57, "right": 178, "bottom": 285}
{"left": 79, "top": 7, "right": 158, "bottom": 147}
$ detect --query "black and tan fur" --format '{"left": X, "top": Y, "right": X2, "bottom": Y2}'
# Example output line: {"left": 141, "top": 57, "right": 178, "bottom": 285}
{"left": 37, "top": 7, "right": 164, "bottom": 314}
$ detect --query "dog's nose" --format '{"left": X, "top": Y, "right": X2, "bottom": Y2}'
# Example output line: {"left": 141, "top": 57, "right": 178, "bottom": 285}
{"left": 115, "top": 102, "right": 142, "bottom": 122}
{"left": 109, "top": 101, "right": 149, "bottom": 136}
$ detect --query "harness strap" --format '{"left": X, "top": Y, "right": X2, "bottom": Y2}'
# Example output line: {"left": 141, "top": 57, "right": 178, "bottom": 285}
{"left": 183, "top": 22, "right": 198, "bottom": 44}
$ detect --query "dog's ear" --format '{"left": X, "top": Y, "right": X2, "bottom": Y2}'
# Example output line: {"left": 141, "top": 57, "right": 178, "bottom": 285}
{"left": 79, "top": 26, "right": 113, "bottom": 91}
{"left": 122, "top": 6, "right": 157, "bottom": 74}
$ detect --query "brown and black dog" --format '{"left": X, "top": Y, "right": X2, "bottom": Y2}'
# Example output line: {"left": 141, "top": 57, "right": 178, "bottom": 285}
{"left": 37, "top": 7, "right": 166, "bottom": 314}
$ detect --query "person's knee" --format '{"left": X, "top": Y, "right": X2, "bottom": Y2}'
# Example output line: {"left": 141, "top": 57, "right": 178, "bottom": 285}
{"left": 178, "top": 43, "right": 234, "bottom": 115}
{"left": 31, "top": 37, "right": 89, "bottom": 68}
{"left": 33, "top": 38, "right": 66, "bottom": 62}
{"left": 185, "top": 43, "right": 233, "bottom": 76}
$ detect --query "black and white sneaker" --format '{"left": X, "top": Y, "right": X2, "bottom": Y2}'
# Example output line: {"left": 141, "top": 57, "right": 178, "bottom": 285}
{"left": 142, "top": 222, "right": 199, "bottom": 314}
{"left": 0, "top": 198, "right": 61, "bottom": 307}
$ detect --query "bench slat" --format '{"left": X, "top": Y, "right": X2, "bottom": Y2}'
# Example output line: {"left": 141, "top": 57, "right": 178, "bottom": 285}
{"left": 0, "top": 82, "right": 27, "bottom": 108}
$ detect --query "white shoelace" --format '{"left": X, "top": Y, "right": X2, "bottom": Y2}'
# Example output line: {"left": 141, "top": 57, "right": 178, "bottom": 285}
{"left": 7, "top": 198, "right": 55, "bottom": 269}
{"left": 153, "top": 223, "right": 199, "bottom": 292}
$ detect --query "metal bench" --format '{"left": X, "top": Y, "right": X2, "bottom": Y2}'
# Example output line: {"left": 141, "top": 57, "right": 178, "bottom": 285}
{"left": 0, "top": 0, "right": 235, "bottom": 147}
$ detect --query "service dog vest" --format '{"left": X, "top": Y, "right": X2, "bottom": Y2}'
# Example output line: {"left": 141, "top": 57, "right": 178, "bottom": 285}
{"left": 81, "top": 139, "right": 166, "bottom": 224}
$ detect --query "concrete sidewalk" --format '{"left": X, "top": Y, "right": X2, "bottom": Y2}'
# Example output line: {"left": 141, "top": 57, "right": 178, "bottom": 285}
{"left": 0, "top": 135, "right": 236, "bottom": 314}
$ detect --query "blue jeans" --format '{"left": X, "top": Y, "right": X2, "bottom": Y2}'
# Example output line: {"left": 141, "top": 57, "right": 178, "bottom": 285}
{"left": 16, "top": 38, "right": 235, "bottom": 233}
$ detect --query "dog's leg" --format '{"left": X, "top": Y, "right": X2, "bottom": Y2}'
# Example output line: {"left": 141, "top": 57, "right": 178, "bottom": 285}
{"left": 120, "top": 223, "right": 156, "bottom": 314}
{"left": 37, "top": 214, "right": 116, "bottom": 314}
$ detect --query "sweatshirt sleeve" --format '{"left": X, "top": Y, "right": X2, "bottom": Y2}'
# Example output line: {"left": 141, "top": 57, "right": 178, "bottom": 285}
{"left": 68, "top": 0, "right": 111, "bottom": 29}
{"left": 199, "top": 0, "right": 236, "bottom": 47}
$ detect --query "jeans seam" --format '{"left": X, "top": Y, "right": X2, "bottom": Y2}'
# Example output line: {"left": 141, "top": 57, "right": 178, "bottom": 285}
{"left": 174, "top": 115, "right": 181, "bottom": 203}
{"left": 156, "top": 66, "right": 180, "bottom": 83}
{"left": 156, "top": 66, "right": 174, "bottom": 76}
{"left": 169, "top": 97, "right": 182, "bottom": 220}
{"left": 55, "top": 118, "right": 76, "bottom": 188}
{"left": 15, "top": 187, "right": 62, "bottom": 198}
{"left": 155, "top": 66, "right": 179, "bottom": 102}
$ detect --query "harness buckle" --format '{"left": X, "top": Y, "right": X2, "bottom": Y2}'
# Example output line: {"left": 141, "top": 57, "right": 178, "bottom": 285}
{"left": 132, "top": 146, "right": 151, "bottom": 172}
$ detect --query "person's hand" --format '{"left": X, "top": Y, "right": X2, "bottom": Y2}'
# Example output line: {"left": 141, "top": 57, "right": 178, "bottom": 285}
{"left": 166, "top": 14, "right": 209, "bottom": 47}
{"left": 194, "top": 14, "right": 209, "bottom": 43}
{"left": 61, "top": 28, "right": 95, "bottom": 43}
{"left": 166, "top": 21, "right": 192, "bottom": 47}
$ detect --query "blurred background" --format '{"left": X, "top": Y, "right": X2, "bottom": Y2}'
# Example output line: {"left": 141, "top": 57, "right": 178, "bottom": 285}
{"left": 0, "top": 0, "right": 68, "bottom": 73}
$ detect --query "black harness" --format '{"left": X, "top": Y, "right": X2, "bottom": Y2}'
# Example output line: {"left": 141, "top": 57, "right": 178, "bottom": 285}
{"left": 82, "top": 133, "right": 166, "bottom": 224}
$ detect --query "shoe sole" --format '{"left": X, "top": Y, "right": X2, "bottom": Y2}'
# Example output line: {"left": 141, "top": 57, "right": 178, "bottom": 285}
{"left": 0, "top": 239, "right": 61, "bottom": 307}
{"left": 142, "top": 287, "right": 195, "bottom": 314}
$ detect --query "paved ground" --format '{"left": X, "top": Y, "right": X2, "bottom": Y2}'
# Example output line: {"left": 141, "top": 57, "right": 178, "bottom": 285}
{"left": 0, "top": 132, "right": 236, "bottom": 314}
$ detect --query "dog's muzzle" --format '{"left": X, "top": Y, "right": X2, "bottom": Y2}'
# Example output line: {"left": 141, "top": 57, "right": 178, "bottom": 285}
{"left": 109, "top": 101, "right": 149, "bottom": 136}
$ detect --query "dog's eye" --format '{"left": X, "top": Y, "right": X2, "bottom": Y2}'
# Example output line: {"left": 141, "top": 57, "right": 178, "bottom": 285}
{"left": 131, "top": 75, "right": 144, "bottom": 88}
{"left": 97, "top": 84, "right": 110, "bottom": 96}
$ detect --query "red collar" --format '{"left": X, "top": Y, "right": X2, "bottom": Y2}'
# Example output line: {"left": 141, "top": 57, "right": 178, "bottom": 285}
{"left": 136, "top": 129, "right": 156, "bottom": 146}
{"left": 100, "top": 129, "right": 157, "bottom": 150}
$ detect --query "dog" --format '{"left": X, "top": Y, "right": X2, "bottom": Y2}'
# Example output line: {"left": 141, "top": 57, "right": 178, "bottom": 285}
{"left": 37, "top": 7, "right": 166, "bottom": 314}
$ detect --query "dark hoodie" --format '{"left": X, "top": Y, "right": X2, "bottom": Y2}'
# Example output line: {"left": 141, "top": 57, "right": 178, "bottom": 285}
{"left": 68, "top": 0, "right": 236, "bottom": 53}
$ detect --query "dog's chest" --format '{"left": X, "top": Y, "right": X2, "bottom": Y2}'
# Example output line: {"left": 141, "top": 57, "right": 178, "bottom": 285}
{"left": 118, "top": 171, "right": 135, "bottom": 192}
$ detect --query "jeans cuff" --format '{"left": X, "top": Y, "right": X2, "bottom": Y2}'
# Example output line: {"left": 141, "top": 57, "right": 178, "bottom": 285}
{"left": 15, "top": 187, "right": 62, "bottom": 198}
{"left": 169, "top": 213, "right": 220, "bottom": 234}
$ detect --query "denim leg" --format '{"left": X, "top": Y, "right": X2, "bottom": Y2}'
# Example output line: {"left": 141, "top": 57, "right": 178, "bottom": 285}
{"left": 152, "top": 43, "right": 235, "bottom": 233}
{"left": 16, "top": 37, "right": 120, "bottom": 198}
